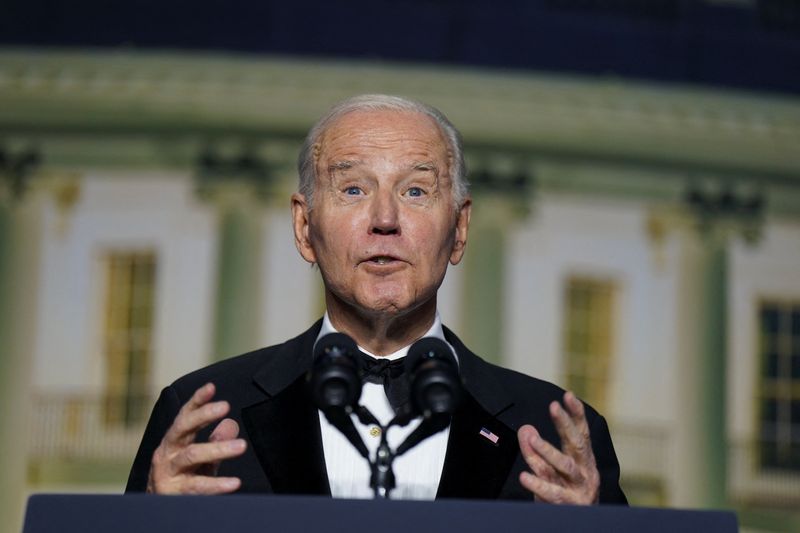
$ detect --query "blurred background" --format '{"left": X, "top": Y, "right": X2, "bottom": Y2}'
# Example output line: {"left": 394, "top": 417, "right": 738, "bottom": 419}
{"left": 1, "top": 0, "right": 799, "bottom": 531}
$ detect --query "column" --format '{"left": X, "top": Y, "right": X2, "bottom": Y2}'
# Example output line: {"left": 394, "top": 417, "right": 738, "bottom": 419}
{"left": 195, "top": 146, "right": 274, "bottom": 362}
{"left": 0, "top": 196, "right": 43, "bottom": 532}
{"left": 211, "top": 197, "right": 264, "bottom": 360}
{"left": 673, "top": 229, "right": 728, "bottom": 508}
{"left": 460, "top": 196, "right": 509, "bottom": 365}
{"left": 668, "top": 185, "right": 762, "bottom": 509}
{"left": 459, "top": 167, "right": 534, "bottom": 365}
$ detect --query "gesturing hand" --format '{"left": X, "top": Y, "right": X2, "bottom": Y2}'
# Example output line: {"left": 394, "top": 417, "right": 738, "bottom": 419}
{"left": 517, "top": 391, "right": 600, "bottom": 505}
{"left": 146, "top": 382, "right": 247, "bottom": 495}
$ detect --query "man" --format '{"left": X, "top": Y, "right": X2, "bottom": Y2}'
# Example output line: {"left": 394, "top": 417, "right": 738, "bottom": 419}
{"left": 126, "top": 94, "right": 626, "bottom": 504}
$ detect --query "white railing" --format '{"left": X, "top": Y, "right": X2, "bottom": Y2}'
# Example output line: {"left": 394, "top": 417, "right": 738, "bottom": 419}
{"left": 728, "top": 438, "right": 800, "bottom": 507}
{"left": 27, "top": 395, "right": 800, "bottom": 506}
{"left": 29, "top": 393, "right": 153, "bottom": 460}
{"left": 612, "top": 423, "right": 800, "bottom": 506}
{"left": 611, "top": 422, "right": 671, "bottom": 481}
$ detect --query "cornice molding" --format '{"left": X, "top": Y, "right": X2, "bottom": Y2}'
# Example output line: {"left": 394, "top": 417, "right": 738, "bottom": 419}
{"left": 1, "top": 48, "right": 799, "bottom": 211}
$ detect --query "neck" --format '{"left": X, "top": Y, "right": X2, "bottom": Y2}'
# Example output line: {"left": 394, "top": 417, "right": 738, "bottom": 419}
{"left": 325, "top": 297, "right": 437, "bottom": 356}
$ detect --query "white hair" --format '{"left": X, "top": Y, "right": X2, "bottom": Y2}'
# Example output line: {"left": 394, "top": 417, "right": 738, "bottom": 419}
{"left": 297, "top": 94, "right": 468, "bottom": 209}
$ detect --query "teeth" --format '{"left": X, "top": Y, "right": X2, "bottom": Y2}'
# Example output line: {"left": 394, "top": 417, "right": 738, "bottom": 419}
{"left": 373, "top": 257, "right": 390, "bottom": 264}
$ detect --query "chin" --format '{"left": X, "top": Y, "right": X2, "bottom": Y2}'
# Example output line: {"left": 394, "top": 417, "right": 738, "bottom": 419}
{"left": 348, "top": 291, "right": 409, "bottom": 316}
{"left": 357, "top": 298, "right": 409, "bottom": 316}
{"left": 357, "top": 291, "right": 435, "bottom": 319}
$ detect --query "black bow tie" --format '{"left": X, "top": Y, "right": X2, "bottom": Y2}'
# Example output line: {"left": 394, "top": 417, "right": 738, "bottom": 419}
{"left": 357, "top": 352, "right": 410, "bottom": 413}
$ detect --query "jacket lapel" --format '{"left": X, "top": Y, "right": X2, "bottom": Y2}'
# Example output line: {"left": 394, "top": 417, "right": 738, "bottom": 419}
{"left": 239, "top": 322, "right": 520, "bottom": 499}
{"left": 242, "top": 376, "right": 330, "bottom": 495}
{"left": 436, "top": 328, "right": 519, "bottom": 499}
{"left": 241, "top": 320, "right": 331, "bottom": 496}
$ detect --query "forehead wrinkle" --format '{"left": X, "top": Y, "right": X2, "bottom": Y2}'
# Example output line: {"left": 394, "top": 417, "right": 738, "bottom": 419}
{"left": 316, "top": 109, "right": 453, "bottom": 185}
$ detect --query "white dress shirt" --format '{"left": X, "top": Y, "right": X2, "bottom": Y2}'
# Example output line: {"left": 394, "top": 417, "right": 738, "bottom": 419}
{"left": 316, "top": 313, "right": 455, "bottom": 500}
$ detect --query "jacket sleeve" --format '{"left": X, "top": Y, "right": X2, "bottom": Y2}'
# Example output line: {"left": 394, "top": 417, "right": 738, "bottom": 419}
{"left": 589, "top": 413, "right": 628, "bottom": 504}
{"left": 124, "top": 386, "right": 182, "bottom": 492}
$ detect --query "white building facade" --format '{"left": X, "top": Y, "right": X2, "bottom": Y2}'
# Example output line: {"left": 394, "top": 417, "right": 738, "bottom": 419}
{"left": 1, "top": 49, "right": 799, "bottom": 531}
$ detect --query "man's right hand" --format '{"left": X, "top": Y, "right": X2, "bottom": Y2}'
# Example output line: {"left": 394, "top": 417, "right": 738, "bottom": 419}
{"left": 146, "top": 382, "right": 247, "bottom": 494}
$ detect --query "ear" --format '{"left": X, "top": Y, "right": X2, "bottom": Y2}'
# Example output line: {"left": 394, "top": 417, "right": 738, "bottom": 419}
{"left": 291, "top": 193, "right": 317, "bottom": 264}
{"left": 449, "top": 198, "right": 472, "bottom": 265}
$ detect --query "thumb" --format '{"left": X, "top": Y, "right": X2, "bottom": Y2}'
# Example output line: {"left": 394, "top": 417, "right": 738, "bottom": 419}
{"left": 210, "top": 418, "right": 240, "bottom": 442}
{"left": 208, "top": 418, "right": 241, "bottom": 476}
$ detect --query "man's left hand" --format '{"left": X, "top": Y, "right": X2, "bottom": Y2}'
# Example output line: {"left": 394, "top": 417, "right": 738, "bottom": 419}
{"left": 517, "top": 391, "right": 600, "bottom": 504}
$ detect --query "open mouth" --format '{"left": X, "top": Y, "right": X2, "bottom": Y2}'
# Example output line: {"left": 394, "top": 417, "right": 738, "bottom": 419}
{"left": 361, "top": 254, "right": 404, "bottom": 268}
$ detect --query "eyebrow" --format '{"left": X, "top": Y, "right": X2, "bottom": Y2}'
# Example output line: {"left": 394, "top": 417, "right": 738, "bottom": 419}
{"left": 410, "top": 161, "right": 440, "bottom": 177}
{"left": 327, "top": 160, "right": 361, "bottom": 173}
{"left": 326, "top": 159, "right": 441, "bottom": 177}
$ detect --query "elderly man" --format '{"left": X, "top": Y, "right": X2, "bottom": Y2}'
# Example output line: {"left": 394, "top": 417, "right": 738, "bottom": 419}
{"left": 126, "top": 94, "right": 626, "bottom": 504}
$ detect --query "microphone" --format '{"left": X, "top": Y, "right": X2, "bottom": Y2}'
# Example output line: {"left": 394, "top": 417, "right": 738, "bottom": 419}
{"left": 405, "top": 337, "right": 462, "bottom": 419}
{"left": 309, "top": 332, "right": 362, "bottom": 411}
{"left": 394, "top": 337, "right": 462, "bottom": 457}
{"left": 308, "top": 332, "right": 369, "bottom": 459}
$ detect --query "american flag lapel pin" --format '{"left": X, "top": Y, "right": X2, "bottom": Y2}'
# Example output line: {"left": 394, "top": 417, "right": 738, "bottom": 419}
{"left": 479, "top": 427, "right": 500, "bottom": 446}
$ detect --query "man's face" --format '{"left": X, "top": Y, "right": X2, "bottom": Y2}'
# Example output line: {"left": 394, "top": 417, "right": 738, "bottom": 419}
{"left": 292, "top": 109, "right": 471, "bottom": 320}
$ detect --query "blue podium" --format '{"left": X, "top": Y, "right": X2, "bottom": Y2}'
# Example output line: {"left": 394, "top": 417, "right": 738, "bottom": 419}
{"left": 22, "top": 494, "right": 738, "bottom": 533}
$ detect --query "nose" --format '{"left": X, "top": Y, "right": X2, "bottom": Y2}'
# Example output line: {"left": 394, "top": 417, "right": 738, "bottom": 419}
{"left": 369, "top": 189, "right": 400, "bottom": 235}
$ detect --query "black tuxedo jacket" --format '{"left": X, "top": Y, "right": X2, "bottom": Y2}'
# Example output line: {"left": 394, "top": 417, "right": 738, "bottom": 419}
{"left": 126, "top": 321, "right": 627, "bottom": 503}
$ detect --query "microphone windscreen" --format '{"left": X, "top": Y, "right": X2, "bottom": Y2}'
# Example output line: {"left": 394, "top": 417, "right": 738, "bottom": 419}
{"left": 405, "top": 337, "right": 457, "bottom": 375}
{"left": 406, "top": 337, "right": 461, "bottom": 418}
{"left": 314, "top": 332, "right": 358, "bottom": 361}
{"left": 309, "top": 332, "right": 361, "bottom": 411}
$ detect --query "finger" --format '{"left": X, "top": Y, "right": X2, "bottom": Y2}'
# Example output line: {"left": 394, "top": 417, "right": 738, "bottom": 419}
{"left": 563, "top": 392, "right": 595, "bottom": 465}
{"left": 160, "top": 475, "right": 242, "bottom": 496}
{"left": 563, "top": 391, "right": 586, "bottom": 420}
{"left": 517, "top": 426, "right": 558, "bottom": 482}
{"left": 171, "top": 439, "right": 247, "bottom": 472}
{"left": 549, "top": 396, "right": 592, "bottom": 463}
{"left": 562, "top": 392, "right": 591, "bottom": 445}
{"left": 188, "top": 382, "right": 217, "bottom": 409}
{"left": 527, "top": 449, "right": 559, "bottom": 483}
{"left": 209, "top": 418, "right": 240, "bottom": 442}
{"left": 517, "top": 425, "right": 539, "bottom": 471}
{"left": 185, "top": 476, "right": 242, "bottom": 495}
{"left": 166, "top": 401, "right": 230, "bottom": 448}
{"left": 517, "top": 425, "right": 537, "bottom": 460}
{"left": 527, "top": 424, "right": 582, "bottom": 482}
{"left": 519, "top": 472, "right": 569, "bottom": 504}
{"left": 164, "top": 387, "right": 230, "bottom": 447}
{"left": 163, "top": 383, "right": 216, "bottom": 444}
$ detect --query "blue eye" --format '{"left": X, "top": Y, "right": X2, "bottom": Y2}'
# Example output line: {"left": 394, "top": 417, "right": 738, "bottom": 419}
{"left": 344, "top": 186, "right": 362, "bottom": 195}
{"left": 407, "top": 187, "right": 424, "bottom": 197}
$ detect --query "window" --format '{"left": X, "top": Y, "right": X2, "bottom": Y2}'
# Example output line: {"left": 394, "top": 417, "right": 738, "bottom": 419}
{"left": 758, "top": 302, "right": 800, "bottom": 472}
{"left": 103, "top": 251, "right": 157, "bottom": 427}
{"left": 562, "top": 277, "right": 616, "bottom": 413}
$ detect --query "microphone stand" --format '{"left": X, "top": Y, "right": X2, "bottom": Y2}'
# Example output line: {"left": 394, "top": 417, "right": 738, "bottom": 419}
{"left": 312, "top": 333, "right": 458, "bottom": 499}
{"left": 352, "top": 406, "right": 395, "bottom": 498}
{"left": 353, "top": 405, "right": 447, "bottom": 499}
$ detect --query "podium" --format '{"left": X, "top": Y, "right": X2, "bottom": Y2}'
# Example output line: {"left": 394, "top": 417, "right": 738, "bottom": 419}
{"left": 22, "top": 494, "right": 738, "bottom": 533}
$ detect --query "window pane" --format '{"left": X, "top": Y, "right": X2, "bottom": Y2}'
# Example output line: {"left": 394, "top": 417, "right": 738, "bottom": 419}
{"left": 762, "top": 398, "right": 778, "bottom": 423}
{"left": 765, "top": 352, "right": 780, "bottom": 379}
{"left": 792, "top": 308, "right": 800, "bottom": 336}
{"left": 103, "top": 250, "right": 157, "bottom": 427}
{"left": 758, "top": 302, "right": 800, "bottom": 472}
{"left": 790, "top": 444, "right": 800, "bottom": 472}
{"left": 562, "top": 277, "right": 616, "bottom": 413}
{"left": 762, "top": 307, "right": 781, "bottom": 334}
{"left": 760, "top": 442, "right": 778, "bottom": 469}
